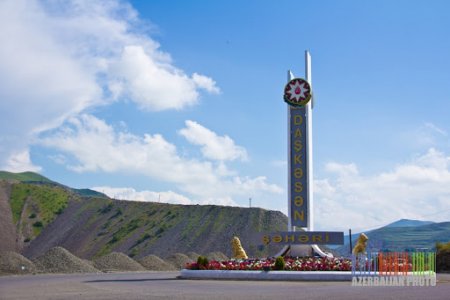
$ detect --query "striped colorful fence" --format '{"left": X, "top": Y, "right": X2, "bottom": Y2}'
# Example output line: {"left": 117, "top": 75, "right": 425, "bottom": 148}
{"left": 351, "top": 251, "right": 435, "bottom": 276}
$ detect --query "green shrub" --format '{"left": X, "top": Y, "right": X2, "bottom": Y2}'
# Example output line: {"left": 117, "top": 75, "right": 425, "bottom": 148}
{"left": 197, "top": 256, "right": 209, "bottom": 270}
{"left": 136, "top": 233, "right": 151, "bottom": 244}
{"left": 29, "top": 213, "right": 36, "bottom": 219}
{"left": 129, "top": 249, "right": 138, "bottom": 258}
{"left": 99, "top": 203, "right": 113, "bottom": 214}
{"left": 32, "top": 221, "right": 43, "bottom": 228}
{"left": 436, "top": 241, "right": 450, "bottom": 272}
{"left": 155, "top": 227, "right": 165, "bottom": 236}
{"left": 108, "top": 236, "right": 119, "bottom": 244}
{"left": 109, "top": 208, "right": 122, "bottom": 220}
{"left": 274, "top": 256, "right": 285, "bottom": 270}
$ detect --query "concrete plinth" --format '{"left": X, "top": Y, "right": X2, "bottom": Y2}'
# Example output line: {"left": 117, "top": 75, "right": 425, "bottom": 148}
{"left": 179, "top": 269, "right": 352, "bottom": 281}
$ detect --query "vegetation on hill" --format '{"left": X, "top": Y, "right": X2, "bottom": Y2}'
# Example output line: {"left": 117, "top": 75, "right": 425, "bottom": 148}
{"left": 0, "top": 171, "right": 52, "bottom": 183}
{"left": 0, "top": 171, "right": 107, "bottom": 199}
{"left": 10, "top": 183, "right": 68, "bottom": 223}
{"left": 1, "top": 171, "right": 449, "bottom": 263}
{"left": 0, "top": 177, "right": 287, "bottom": 259}
{"left": 80, "top": 200, "right": 286, "bottom": 259}
{"left": 73, "top": 188, "right": 108, "bottom": 198}
{"left": 9, "top": 183, "right": 69, "bottom": 238}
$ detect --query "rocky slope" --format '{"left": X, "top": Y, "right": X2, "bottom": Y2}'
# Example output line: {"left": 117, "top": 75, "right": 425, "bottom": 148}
{"left": 0, "top": 175, "right": 287, "bottom": 260}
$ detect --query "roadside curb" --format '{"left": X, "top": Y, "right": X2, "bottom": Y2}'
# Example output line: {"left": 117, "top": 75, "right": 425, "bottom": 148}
{"left": 179, "top": 269, "right": 352, "bottom": 281}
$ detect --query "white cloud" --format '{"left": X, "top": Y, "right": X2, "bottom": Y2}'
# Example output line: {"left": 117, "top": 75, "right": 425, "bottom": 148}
{"left": 314, "top": 148, "right": 450, "bottom": 232}
{"left": 402, "top": 122, "right": 450, "bottom": 151}
{"left": 91, "top": 186, "right": 193, "bottom": 205}
{"left": 230, "top": 176, "right": 283, "bottom": 194}
{"left": 0, "top": 0, "right": 218, "bottom": 170}
{"left": 40, "top": 115, "right": 282, "bottom": 205}
{"left": 325, "top": 162, "right": 358, "bottom": 177}
{"left": 0, "top": 0, "right": 102, "bottom": 170}
{"left": 192, "top": 73, "right": 221, "bottom": 94}
{"left": 2, "top": 150, "right": 41, "bottom": 173}
{"left": 91, "top": 186, "right": 240, "bottom": 207}
{"left": 314, "top": 179, "right": 336, "bottom": 199}
{"left": 271, "top": 160, "right": 287, "bottom": 168}
{"left": 179, "top": 120, "right": 248, "bottom": 161}
{"left": 110, "top": 46, "right": 219, "bottom": 111}
{"left": 424, "top": 122, "right": 447, "bottom": 136}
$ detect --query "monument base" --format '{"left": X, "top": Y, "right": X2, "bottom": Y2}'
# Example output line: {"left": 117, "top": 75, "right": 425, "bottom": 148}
{"left": 179, "top": 270, "right": 352, "bottom": 281}
{"left": 281, "top": 245, "right": 313, "bottom": 257}
{"left": 276, "top": 244, "right": 332, "bottom": 258}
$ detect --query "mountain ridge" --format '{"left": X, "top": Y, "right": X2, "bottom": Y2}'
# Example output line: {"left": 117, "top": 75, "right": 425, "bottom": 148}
{"left": 334, "top": 221, "right": 450, "bottom": 256}
{"left": 384, "top": 218, "right": 435, "bottom": 228}
{"left": 0, "top": 171, "right": 53, "bottom": 183}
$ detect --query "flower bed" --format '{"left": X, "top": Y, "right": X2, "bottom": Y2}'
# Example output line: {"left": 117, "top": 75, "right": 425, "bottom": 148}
{"left": 186, "top": 256, "right": 352, "bottom": 271}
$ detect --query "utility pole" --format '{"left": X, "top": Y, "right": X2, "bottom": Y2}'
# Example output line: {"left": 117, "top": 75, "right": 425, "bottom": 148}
{"left": 349, "top": 229, "right": 353, "bottom": 254}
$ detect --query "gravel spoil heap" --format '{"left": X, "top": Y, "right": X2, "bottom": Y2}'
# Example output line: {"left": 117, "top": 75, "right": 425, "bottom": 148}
{"left": 33, "top": 247, "right": 99, "bottom": 274}
{"left": 93, "top": 252, "right": 146, "bottom": 272}
{"left": 0, "top": 251, "right": 37, "bottom": 275}
{"left": 186, "top": 251, "right": 201, "bottom": 261}
{"left": 165, "top": 253, "right": 193, "bottom": 270}
{"left": 206, "top": 251, "right": 229, "bottom": 262}
{"left": 138, "top": 255, "right": 177, "bottom": 271}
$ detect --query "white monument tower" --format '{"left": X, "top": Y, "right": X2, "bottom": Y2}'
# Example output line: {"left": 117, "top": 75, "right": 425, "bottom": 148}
{"left": 283, "top": 51, "right": 331, "bottom": 258}
{"left": 262, "top": 51, "right": 342, "bottom": 256}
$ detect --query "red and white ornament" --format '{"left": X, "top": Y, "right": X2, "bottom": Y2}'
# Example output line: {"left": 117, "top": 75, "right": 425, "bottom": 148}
{"left": 284, "top": 78, "right": 312, "bottom": 107}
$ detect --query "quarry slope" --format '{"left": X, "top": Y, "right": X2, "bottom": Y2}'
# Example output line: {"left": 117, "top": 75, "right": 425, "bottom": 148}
{"left": 0, "top": 177, "right": 287, "bottom": 259}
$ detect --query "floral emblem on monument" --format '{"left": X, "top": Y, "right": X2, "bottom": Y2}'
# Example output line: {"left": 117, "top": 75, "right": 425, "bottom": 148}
{"left": 283, "top": 78, "right": 312, "bottom": 107}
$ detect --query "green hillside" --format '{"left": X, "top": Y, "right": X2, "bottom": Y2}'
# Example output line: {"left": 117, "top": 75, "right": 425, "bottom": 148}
{"left": 0, "top": 171, "right": 52, "bottom": 183}
{"left": 72, "top": 188, "right": 108, "bottom": 198}
{"left": 0, "top": 171, "right": 107, "bottom": 199}
{"left": 9, "top": 183, "right": 70, "bottom": 238}
{"left": 0, "top": 180, "right": 287, "bottom": 259}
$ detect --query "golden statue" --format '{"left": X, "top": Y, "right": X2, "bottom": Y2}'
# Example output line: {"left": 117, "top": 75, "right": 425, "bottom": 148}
{"left": 352, "top": 233, "right": 369, "bottom": 255}
{"left": 231, "top": 236, "right": 248, "bottom": 259}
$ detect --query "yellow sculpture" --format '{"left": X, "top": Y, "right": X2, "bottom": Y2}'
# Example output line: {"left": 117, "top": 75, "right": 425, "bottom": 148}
{"left": 231, "top": 236, "right": 248, "bottom": 259}
{"left": 352, "top": 233, "right": 369, "bottom": 255}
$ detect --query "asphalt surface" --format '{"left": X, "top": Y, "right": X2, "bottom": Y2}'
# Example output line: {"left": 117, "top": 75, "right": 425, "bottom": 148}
{"left": 1, "top": 272, "right": 449, "bottom": 300}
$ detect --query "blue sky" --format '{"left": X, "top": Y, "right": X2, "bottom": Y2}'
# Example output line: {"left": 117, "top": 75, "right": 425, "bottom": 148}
{"left": 1, "top": 0, "right": 449, "bottom": 232}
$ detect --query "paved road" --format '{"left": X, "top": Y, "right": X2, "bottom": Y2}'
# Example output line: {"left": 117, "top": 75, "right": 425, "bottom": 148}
{"left": 1, "top": 272, "right": 449, "bottom": 300}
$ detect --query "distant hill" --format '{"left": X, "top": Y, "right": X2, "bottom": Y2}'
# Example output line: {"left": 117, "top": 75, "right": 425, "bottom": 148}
{"left": 0, "top": 174, "right": 287, "bottom": 259}
{"left": 0, "top": 171, "right": 52, "bottom": 183}
{"left": 385, "top": 219, "right": 435, "bottom": 228}
{"left": 0, "top": 171, "right": 107, "bottom": 198}
{"left": 334, "top": 220, "right": 450, "bottom": 256}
